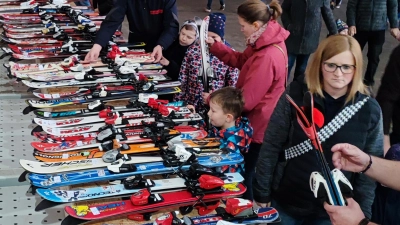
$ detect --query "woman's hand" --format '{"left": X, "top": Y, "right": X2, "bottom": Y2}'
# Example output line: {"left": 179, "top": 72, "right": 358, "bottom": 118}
{"left": 187, "top": 105, "right": 196, "bottom": 113}
{"left": 206, "top": 37, "right": 215, "bottom": 47}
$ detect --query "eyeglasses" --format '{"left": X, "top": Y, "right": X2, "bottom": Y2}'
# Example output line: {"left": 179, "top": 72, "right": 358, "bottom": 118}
{"left": 323, "top": 62, "right": 355, "bottom": 74}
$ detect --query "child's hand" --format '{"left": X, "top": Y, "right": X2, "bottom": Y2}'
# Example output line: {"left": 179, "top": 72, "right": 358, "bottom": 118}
{"left": 159, "top": 57, "right": 170, "bottom": 66}
{"left": 348, "top": 26, "right": 356, "bottom": 36}
{"left": 206, "top": 37, "right": 215, "bottom": 47}
{"left": 187, "top": 105, "right": 196, "bottom": 113}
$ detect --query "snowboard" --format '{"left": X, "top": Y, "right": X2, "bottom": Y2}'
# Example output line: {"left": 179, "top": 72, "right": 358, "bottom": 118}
{"left": 36, "top": 173, "right": 243, "bottom": 204}
{"left": 28, "top": 153, "right": 244, "bottom": 188}
{"left": 61, "top": 183, "right": 246, "bottom": 224}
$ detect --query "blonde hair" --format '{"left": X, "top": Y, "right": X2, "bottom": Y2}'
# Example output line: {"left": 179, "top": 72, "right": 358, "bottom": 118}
{"left": 305, "top": 35, "right": 367, "bottom": 104}
{"left": 237, "top": 0, "right": 282, "bottom": 24}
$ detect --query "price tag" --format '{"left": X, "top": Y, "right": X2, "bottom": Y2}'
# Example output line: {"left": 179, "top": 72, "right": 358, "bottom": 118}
{"left": 62, "top": 154, "right": 69, "bottom": 159}
{"left": 76, "top": 141, "right": 83, "bottom": 146}
{"left": 90, "top": 207, "right": 100, "bottom": 215}
{"left": 38, "top": 64, "right": 44, "bottom": 70}
{"left": 52, "top": 93, "right": 60, "bottom": 99}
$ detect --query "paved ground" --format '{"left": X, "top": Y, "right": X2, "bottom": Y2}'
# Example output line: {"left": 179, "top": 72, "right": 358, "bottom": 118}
{"left": 175, "top": 0, "right": 400, "bottom": 93}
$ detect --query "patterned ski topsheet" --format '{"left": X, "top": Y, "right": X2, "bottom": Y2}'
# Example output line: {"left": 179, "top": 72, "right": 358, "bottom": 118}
{"left": 63, "top": 183, "right": 246, "bottom": 221}
{"left": 28, "top": 153, "right": 244, "bottom": 188}
{"left": 36, "top": 172, "right": 243, "bottom": 203}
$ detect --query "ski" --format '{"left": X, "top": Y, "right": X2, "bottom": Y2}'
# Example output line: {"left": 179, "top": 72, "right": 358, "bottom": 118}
{"left": 27, "top": 153, "right": 244, "bottom": 188}
{"left": 36, "top": 173, "right": 243, "bottom": 213}
{"left": 61, "top": 183, "right": 246, "bottom": 224}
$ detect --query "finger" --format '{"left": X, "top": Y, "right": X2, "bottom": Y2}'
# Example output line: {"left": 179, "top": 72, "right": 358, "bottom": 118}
{"left": 323, "top": 202, "right": 337, "bottom": 213}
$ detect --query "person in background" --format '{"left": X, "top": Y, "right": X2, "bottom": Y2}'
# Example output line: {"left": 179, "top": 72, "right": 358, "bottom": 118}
{"left": 204, "top": 0, "right": 225, "bottom": 12}
{"left": 174, "top": 13, "right": 239, "bottom": 114}
{"left": 324, "top": 143, "right": 400, "bottom": 225}
{"left": 160, "top": 19, "right": 199, "bottom": 101}
{"left": 90, "top": 0, "right": 114, "bottom": 16}
{"left": 84, "top": 0, "right": 179, "bottom": 63}
{"left": 376, "top": 44, "right": 400, "bottom": 154}
{"left": 206, "top": 0, "right": 288, "bottom": 201}
{"left": 282, "top": 0, "right": 337, "bottom": 81}
{"left": 346, "top": 0, "right": 399, "bottom": 89}
{"left": 253, "top": 35, "right": 383, "bottom": 225}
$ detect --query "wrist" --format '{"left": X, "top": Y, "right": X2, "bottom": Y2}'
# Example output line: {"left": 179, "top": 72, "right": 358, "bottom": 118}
{"left": 360, "top": 154, "right": 372, "bottom": 174}
{"left": 358, "top": 217, "right": 370, "bottom": 225}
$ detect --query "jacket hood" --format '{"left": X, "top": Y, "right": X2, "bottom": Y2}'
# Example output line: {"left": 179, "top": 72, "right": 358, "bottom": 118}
{"left": 211, "top": 117, "right": 253, "bottom": 153}
{"left": 254, "top": 20, "right": 290, "bottom": 50}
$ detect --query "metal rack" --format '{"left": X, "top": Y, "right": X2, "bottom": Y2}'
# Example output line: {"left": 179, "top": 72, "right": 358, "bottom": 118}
{"left": 0, "top": 62, "right": 66, "bottom": 224}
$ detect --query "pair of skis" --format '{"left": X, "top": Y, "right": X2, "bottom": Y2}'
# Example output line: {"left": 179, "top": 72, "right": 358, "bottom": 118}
{"left": 286, "top": 92, "right": 353, "bottom": 206}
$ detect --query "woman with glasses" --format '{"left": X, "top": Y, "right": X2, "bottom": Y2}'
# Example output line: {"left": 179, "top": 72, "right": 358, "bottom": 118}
{"left": 253, "top": 34, "right": 383, "bottom": 225}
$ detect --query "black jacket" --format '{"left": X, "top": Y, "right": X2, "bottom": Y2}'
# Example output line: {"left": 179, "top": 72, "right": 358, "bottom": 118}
{"left": 95, "top": 0, "right": 179, "bottom": 52}
{"left": 253, "top": 77, "right": 383, "bottom": 219}
{"left": 281, "top": 0, "right": 337, "bottom": 54}
{"left": 376, "top": 44, "right": 400, "bottom": 144}
{"left": 162, "top": 40, "right": 190, "bottom": 82}
{"left": 346, "top": 0, "right": 398, "bottom": 31}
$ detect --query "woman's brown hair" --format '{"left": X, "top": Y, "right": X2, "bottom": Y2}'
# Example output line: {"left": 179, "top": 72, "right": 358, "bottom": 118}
{"left": 237, "top": 0, "right": 282, "bottom": 24}
{"left": 305, "top": 35, "right": 367, "bottom": 104}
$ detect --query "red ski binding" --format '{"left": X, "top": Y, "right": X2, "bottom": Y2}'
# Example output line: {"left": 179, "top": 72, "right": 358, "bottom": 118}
{"left": 127, "top": 212, "right": 152, "bottom": 221}
{"left": 130, "top": 188, "right": 164, "bottom": 206}
{"left": 225, "top": 198, "right": 253, "bottom": 216}
{"left": 198, "top": 175, "right": 224, "bottom": 190}
{"left": 153, "top": 211, "right": 182, "bottom": 225}
{"left": 196, "top": 200, "right": 220, "bottom": 216}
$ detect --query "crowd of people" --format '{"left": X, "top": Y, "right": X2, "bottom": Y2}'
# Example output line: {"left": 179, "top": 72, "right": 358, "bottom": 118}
{"left": 81, "top": 0, "right": 400, "bottom": 224}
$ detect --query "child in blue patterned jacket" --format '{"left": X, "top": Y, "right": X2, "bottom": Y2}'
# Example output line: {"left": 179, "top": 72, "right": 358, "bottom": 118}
{"left": 206, "top": 87, "right": 253, "bottom": 172}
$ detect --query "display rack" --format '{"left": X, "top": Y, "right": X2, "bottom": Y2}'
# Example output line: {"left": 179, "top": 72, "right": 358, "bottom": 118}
{"left": 0, "top": 86, "right": 65, "bottom": 224}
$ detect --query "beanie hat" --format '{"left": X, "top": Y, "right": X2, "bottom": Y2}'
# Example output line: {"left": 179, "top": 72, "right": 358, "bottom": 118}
{"left": 336, "top": 19, "right": 348, "bottom": 33}
{"left": 180, "top": 19, "right": 199, "bottom": 39}
{"left": 208, "top": 13, "right": 226, "bottom": 39}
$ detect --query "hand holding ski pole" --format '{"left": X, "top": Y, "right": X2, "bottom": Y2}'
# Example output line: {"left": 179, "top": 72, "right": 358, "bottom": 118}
{"left": 151, "top": 45, "right": 163, "bottom": 63}
{"left": 331, "top": 143, "right": 371, "bottom": 173}
{"left": 324, "top": 198, "right": 367, "bottom": 225}
{"left": 206, "top": 37, "right": 215, "bottom": 47}
{"left": 84, "top": 44, "right": 102, "bottom": 62}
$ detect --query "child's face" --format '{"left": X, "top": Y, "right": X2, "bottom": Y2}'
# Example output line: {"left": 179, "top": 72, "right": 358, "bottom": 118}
{"left": 208, "top": 100, "right": 230, "bottom": 128}
{"left": 179, "top": 27, "right": 196, "bottom": 46}
{"left": 339, "top": 29, "right": 348, "bottom": 35}
{"left": 208, "top": 31, "right": 222, "bottom": 43}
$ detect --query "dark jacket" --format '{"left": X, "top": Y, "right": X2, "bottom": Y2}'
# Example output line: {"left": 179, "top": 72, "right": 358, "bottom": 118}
{"left": 346, "top": 0, "right": 398, "bottom": 31}
{"left": 162, "top": 40, "right": 190, "bottom": 82}
{"left": 253, "top": 77, "right": 383, "bottom": 218}
{"left": 92, "top": 0, "right": 114, "bottom": 16}
{"left": 281, "top": 0, "right": 338, "bottom": 55}
{"left": 95, "top": 0, "right": 179, "bottom": 52}
{"left": 376, "top": 44, "right": 400, "bottom": 144}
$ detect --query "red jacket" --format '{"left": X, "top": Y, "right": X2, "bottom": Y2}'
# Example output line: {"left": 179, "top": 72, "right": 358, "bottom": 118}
{"left": 210, "top": 21, "right": 289, "bottom": 143}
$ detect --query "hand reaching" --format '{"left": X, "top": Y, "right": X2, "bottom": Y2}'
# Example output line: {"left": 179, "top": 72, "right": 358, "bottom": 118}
{"left": 151, "top": 45, "right": 163, "bottom": 63}
{"left": 84, "top": 44, "right": 102, "bottom": 62}
{"left": 324, "top": 198, "right": 365, "bottom": 225}
{"left": 331, "top": 143, "right": 370, "bottom": 173}
{"left": 348, "top": 26, "right": 356, "bottom": 36}
{"left": 205, "top": 37, "right": 215, "bottom": 47}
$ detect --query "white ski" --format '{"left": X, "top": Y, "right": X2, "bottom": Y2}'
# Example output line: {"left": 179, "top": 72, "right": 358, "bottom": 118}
{"left": 20, "top": 156, "right": 163, "bottom": 174}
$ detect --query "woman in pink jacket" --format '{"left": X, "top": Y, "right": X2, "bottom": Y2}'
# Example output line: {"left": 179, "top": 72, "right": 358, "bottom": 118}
{"left": 206, "top": 0, "right": 289, "bottom": 200}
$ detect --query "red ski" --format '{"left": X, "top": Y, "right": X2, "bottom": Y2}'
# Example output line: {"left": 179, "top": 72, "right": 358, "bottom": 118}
{"left": 62, "top": 183, "right": 246, "bottom": 224}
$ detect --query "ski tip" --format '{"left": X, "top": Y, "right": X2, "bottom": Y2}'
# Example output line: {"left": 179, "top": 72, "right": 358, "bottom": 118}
{"left": 61, "top": 215, "right": 87, "bottom": 225}
{"left": 35, "top": 199, "right": 61, "bottom": 211}
{"left": 31, "top": 125, "right": 43, "bottom": 135}
{"left": 22, "top": 106, "right": 35, "bottom": 115}
{"left": 18, "top": 170, "right": 28, "bottom": 182}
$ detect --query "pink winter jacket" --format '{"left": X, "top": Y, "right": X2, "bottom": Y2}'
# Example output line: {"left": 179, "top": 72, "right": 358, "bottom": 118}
{"left": 210, "top": 20, "right": 289, "bottom": 143}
